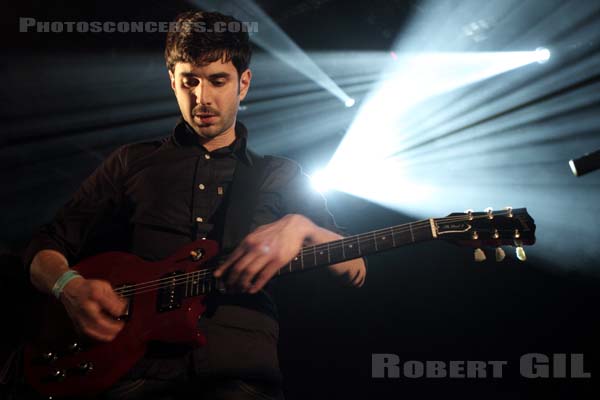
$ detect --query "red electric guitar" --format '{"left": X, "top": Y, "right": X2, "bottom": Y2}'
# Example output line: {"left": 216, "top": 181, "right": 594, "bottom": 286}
{"left": 24, "top": 207, "right": 535, "bottom": 397}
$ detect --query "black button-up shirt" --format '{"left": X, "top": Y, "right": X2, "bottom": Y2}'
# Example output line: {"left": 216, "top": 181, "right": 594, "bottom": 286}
{"left": 24, "top": 119, "right": 345, "bottom": 383}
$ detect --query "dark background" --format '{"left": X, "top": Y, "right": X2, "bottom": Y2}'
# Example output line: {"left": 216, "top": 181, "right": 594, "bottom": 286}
{"left": 1, "top": 1, "right": 599, "bottom": 398}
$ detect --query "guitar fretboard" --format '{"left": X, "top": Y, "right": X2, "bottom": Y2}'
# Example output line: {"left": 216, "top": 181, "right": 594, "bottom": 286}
{"left": 278, "top": 219, "right": 435, "bottom": 276}
{"left": 175, "top": 219, "right": 436, "bottom": 297}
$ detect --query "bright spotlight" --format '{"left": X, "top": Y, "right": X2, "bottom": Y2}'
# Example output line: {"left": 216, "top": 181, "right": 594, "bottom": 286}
{"left": 310, "top": 169, "right": 333, "bottom": 193}
{"left": 535, "top": 47, "right": 551, "bottom": 64}
{"left": 345, "top": 98, "right": 356, "bottom": 108}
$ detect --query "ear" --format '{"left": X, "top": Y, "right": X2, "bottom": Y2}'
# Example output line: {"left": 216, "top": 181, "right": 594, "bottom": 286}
{"left": 168, "top": 69, "right": 176, "bottom": 91}
{"left": 238, "top": 69, "right": 252, "bottom": 101}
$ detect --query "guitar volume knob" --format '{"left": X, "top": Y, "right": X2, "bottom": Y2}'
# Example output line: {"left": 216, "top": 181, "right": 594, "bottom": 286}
{"left": 78, "top": 362, "right": 94, "bottom": 373}
{"left": 42, "top": 352, "right": 58, "bottom": 363}
{"left": 51, "top": 368, "right": 67, "bottom": 381}
{"left": 68, "top": 342, "right": 81, "bottom": 353}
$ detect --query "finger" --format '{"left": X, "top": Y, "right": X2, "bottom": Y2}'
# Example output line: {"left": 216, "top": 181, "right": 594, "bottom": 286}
{"left": 214, "top": 246, "right": 245, "bottom": 278}
{"left": 80, "top": 304, "right": 124, "bottom": 339}
{"left": 238, "top": 254, "right": 272, "bottom": 292}
{"left": 225, "top": 251, "right": 264, "bottom": 290}
{"left": 247, "top": 259, "right": 280, "bottom": 294}
{"left": 97, "top": 287, "right": 128, "bottom": 317}
{"left": 82, "top": 301, "right": 125, "bottom": 330}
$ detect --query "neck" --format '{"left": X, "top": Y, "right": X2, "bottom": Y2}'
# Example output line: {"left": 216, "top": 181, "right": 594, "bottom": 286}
{"left": 200, "top": 122, "right": 237, "bottom": 152}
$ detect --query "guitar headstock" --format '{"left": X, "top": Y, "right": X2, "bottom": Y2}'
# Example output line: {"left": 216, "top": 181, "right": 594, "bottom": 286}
{"left": 435, "top": 207, "right": 536, "bottom": 262}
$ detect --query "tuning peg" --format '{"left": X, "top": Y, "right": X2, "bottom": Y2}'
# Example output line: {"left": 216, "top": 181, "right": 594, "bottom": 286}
{"left": 495, "top": 247, "right": 506, "bottom": 262}
{"left": 474, "top": 248, "right": 486, "bottom": 262}
{"left": 516, "top": 246, "right": 527, "bottom": 261}
{"left": 485, "top": 207, "right": 494, "bottom": 219}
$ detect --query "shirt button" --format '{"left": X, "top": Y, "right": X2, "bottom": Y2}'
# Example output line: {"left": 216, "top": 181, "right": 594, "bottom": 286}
{"left": 198, "top": 184, "right": 205, "bottom": 190}
{"left": 196, "top": 217, "right": 204, "bottom": 223}
{"left": 204, "top": 154, "right": 211, "bottom": 160}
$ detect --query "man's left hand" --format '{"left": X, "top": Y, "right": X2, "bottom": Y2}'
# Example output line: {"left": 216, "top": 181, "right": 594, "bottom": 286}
{"left": 213, "top": 214, "right": 314, "bottom": 294}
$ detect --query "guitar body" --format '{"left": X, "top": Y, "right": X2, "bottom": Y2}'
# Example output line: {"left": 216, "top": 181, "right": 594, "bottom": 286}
{"left": 24, "top": 239, "right": 220, "bottom": 398}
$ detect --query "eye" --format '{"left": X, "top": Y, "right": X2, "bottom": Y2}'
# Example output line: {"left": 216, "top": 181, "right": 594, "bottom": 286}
{"left": 211, "top": 80, "right": 226, "bottom": 87}
{"left": 182, "top": 77, "right": 199, "bottom": 87}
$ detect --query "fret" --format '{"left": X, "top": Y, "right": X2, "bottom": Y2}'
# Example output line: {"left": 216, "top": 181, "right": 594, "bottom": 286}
{"left": 185, "top": 273, "right": 190, "bottom": 297}
{"left": 357, "top": 232, "right": 377, "bottom": 255}
{"left": 392, "top": 226, "right": 414, "bottom": 247}
{"left": 315, "top": 244, "right": 330, "bottom": 266}
{"left": 290, "top": 254, "right": 303, "bottom": 273}
{"left": 409, "top": 223, "right": 415, "bottom": 242}
{"left": 202, "top": 278, "right": 206, "bottom": 294}
{"left": 329, "top": 238, "right": 345, "bottom": 265}
{"left": 374, "top": 229, "right": 394, "bottom": 251}
{"left": 342, "top": 236, "right": 360, "bottom": 260}
{"left": 413, "top": 222, "right": 435, "bottom": 242}
{"left": 373, "top": 232, "right": 378, "bottom": 251}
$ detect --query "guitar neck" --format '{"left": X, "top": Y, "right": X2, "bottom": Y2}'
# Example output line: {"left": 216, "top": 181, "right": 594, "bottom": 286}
{"left": 276, "top": 219, "right": 438, "bottom": 277}
{"left": 115, "top": 208, "right": 534, "bottom": 298}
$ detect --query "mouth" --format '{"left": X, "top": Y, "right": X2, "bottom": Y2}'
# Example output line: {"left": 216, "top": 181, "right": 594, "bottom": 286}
{"left": 194, "top": 114, "right": 218, "bottom": 124}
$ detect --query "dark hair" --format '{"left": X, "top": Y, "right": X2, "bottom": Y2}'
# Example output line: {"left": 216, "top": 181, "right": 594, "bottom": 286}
{"left": 165, "top": 11, "right": 252, "bottom": 77}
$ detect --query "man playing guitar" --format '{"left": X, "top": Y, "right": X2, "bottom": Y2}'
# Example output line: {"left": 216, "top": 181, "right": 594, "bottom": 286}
{"left": 24, "top": 10, "right": 366, "bottom": 399}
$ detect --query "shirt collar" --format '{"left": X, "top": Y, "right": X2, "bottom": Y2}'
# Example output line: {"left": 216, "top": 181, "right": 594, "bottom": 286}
{"left": 172, "top": 118, "right": 253, "bottom": 166}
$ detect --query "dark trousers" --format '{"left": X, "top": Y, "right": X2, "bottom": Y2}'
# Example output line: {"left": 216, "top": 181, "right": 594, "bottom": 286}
{"left": 15, "top": 377, "right": 284, "bottom": 400}
{"left": 103, "top": 377, "right": 285, "bottom": 400}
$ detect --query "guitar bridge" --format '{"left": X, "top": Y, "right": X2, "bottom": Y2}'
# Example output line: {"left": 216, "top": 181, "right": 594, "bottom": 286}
{"left": 114, "top": 284, "right": 133, "bottom": 321}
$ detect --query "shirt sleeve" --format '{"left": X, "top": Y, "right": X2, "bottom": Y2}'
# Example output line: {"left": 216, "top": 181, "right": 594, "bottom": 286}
{"left": 265, "top": 156, "right": 368, "bottom": 272}
{"left": 268, "top": 157, "right": 346, "bottom": 236}
{"left": 22, "top": 146, "right": 129, "bottom": 273}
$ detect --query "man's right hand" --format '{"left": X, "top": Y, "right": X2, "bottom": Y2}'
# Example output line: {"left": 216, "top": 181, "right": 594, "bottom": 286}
{"left": 59, "top": 278, "right": 127, "bottom": 342}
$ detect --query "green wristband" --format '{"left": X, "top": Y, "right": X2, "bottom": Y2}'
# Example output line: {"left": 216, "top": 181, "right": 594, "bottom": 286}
{"left": 52, "top": 270, "right": 82, "bottom": 299}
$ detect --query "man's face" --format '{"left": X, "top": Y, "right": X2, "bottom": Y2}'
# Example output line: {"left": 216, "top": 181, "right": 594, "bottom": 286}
{"left": 169, "top": 58, "right": 251, "bottom": 140}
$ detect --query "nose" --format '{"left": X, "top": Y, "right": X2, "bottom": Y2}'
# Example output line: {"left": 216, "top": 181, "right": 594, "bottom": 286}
{"left": 193, "top": 80, "right": 212, "bottom": 105}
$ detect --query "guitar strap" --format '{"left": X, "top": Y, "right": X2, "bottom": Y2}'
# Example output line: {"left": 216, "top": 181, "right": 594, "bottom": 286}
{"left": 220, "top": 149, "right": 270, "bottom": 255}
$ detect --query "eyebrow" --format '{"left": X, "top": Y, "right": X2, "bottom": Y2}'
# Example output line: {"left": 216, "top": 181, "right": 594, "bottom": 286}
{"left": 180, "top": 72, "right": 231, "bottom": 79}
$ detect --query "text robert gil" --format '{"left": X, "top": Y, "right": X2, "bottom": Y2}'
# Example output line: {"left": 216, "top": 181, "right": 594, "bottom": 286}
{"left": 372, "top": 353, "right": 591, "bottom": 379}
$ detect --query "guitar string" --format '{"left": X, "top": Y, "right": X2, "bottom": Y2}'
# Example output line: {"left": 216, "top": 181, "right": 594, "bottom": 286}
{"left": 115, "top": 212, "right": 515, "bottom": 296}
{"left": 114, "top": 212, "right": 516, "bottom": 296}
{"left": 114, "top": 219, "right": 442, "bottom": 296}
{"left": 115, "top": 212, "right": 517, "bottom": 296}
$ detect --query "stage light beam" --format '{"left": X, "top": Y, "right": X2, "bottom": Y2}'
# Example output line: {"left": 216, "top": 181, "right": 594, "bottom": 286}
{"left": 190, "top": 0, "right": 354, "bottom": 107}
